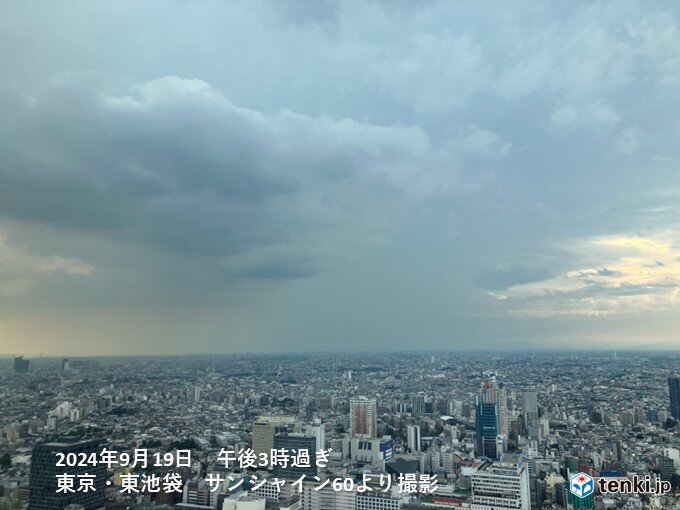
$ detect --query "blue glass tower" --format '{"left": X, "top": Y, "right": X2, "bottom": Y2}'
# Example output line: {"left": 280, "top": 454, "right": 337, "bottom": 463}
{"left": 475, "top": 396, "right": 499, "bottom": 459}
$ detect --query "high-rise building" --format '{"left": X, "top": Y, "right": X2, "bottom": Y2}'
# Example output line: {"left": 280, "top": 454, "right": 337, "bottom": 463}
{"left": 29, "top": 440, "right": 106, "bottom": 510}
{"left": 411, "top": 394, "right": 426, "bottom": 416}
{"left": 350, "top": 397, "right": 377, "bottom": 437}
{"left": 481, "top": 377, "right": 507, "bottom": 435}
{"left": 252, "top": 421, "right": 276, "bottom": 458}
{"left": 272, "top": 434, "right": 317, "bottom": 480}
{"left": 659, "top": 456, "right": 677, "bottom": 483}
{"left": 470, "top": 455, "right": 530, "bottom": 510}
{"left": 14, "top": 356, "right": 29, "bottom": 373}
{"left": 188, "top": 385, "right": 201, "bottom": 404}
{"left": 305, "top": 422, "right": 325, "bottom": 454}
{"left": 406, "top": 424, "right": 421, "bottom": 453}
{"left": 669, "top": 377, "right": 680, "bottom": 420}
{"left": 522, "top": 388, "right": 538, "bottom": 426}
{"left": 252, "top": 416, "right": 295, "bottom": 458}
{"left": 476, "top": 396, "right": 499, "bottom": 459}
{"left": 47, "top": 415, "right": 59, "bottom": 430}
{"left": 664, "top": 447, "right": 680, "bottom": 468}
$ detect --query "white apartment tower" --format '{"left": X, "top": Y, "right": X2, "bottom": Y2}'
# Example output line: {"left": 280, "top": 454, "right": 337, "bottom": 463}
{"left": 407, "top": 424, "right": 421, "bottom": 453}
{"left": 305, "top": 421, "right": 326, "bottom": 453}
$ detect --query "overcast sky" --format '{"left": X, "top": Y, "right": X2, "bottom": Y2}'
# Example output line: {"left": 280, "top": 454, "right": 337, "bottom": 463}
{"left": 1, "top": 0, "right": 680, "bottom": 355}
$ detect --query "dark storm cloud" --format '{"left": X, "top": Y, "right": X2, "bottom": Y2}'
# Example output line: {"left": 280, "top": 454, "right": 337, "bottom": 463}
{"left": 0, "top": 75, "right": 457, "bottom": 265}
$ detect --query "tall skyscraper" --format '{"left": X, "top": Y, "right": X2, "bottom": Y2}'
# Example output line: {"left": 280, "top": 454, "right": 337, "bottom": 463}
{"left": 411, "top": 394, "right": 426, "bottom": 416}
{"left": 273, "top": 434, "right": 317, "bottom": 480}
{"left": 481, "top": 377, "right": 507, "bottom": 435}
{"left": 14, "top": 356, "right": 29, "bottom": 373}
{"left": 669, "top": 377, "right": 680, "bottom": 420}
{"left": 406, "top": 424, "right": 421, "bottom": 453}
{"left": 522, "top": 388, "right": 539, "bottom": 426}
{"left": 29, "top": 440, "right": 106, "bottom": 510}
{"left": 476, "top": 396, "right": 499, "bottom": 459}
{"left": 350, "top": 397, "right": 377, "bottom": 437}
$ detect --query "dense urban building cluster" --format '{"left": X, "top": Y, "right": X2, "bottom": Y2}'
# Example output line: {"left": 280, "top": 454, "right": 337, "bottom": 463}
{"left": 1, "top": 352, "right": 680, "bottom": 509}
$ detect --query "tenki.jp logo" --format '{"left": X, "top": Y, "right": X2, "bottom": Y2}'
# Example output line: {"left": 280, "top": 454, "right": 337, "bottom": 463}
{"left": 570, "top": 472, "right": 595, "bottom": 499}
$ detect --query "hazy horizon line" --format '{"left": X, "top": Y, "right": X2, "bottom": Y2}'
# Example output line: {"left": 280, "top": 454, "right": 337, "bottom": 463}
{"left": 3, "top": 345, "right": 680, "bottom": 360}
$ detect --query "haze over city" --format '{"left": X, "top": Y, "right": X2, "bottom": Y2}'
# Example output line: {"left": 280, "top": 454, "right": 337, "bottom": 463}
{"left": 1, "top": 1, "right": 680, "bottom": 355}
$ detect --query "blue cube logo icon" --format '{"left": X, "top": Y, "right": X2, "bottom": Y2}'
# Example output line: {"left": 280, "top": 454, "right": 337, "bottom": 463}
{"left": 570, "top": 472, "right": 594, "bottom": 498}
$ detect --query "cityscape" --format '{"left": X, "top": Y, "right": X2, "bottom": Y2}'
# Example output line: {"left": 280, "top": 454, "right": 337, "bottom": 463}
{"left": 2, "top": 352, "right": 680, "bottom": 509}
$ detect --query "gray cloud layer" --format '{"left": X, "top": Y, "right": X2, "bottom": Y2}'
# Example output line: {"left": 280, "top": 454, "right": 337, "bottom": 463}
{"left": 1, "top": 0, "right": 680, "bottom": 354}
